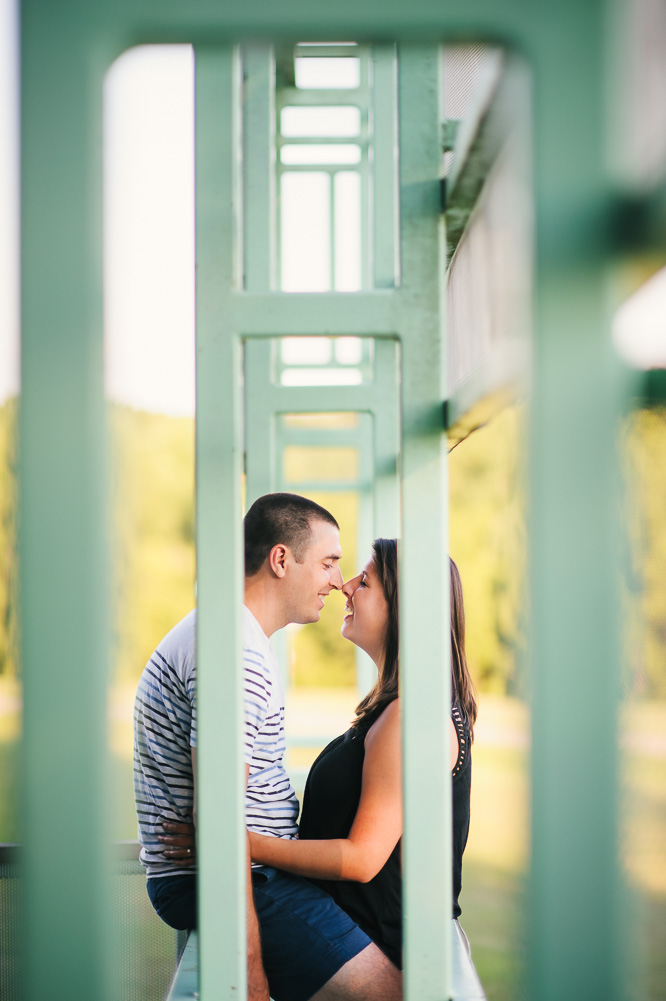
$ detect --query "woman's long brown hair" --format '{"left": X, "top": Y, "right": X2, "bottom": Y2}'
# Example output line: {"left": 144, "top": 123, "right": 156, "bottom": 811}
{"left": 450, "top": 557, "right": 478, "bottom": 737}
{"left": 352, "top": 542, "right": 477, "bottom": 738}
{"left": 352, "top": 539, "right": 399, "bottom": 729}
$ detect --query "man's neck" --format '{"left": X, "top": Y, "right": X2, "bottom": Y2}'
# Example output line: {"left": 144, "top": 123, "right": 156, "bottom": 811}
{"left": 244, "top": 578, "right": 287, "bottom": 638}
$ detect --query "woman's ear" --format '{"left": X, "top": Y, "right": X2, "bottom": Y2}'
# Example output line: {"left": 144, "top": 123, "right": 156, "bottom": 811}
{"left": 268, "top": 544, "right": 288, "bottom": 578}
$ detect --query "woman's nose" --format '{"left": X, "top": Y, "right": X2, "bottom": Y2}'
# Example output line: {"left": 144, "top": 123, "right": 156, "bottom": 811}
{"left": 342, "top": 573, "right": 361, "bottom": 598}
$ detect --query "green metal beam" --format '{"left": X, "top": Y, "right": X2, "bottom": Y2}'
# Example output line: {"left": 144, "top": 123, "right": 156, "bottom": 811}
{"left": 372, "top": 46, "right": 400, "bottom": 289}
{"left": 228, "top": 291, "right": 398, "bottom": 335}
{"left": 397, "top": 43, "right": 452, "bottom": 1001}
{"left": 528, "top": 6, "right": 623, "bottom": 999}
{"left": 244, "top": 43, "right": 277, "bottom": 292}
{"left": 195, "top": 44, "right": 247, "bottom": 1000}
{"left": 19, "top": 7, "right": 111, "bottom": 1001}
{"left": 47, "top": 2, "right": 535, "bottom": 54}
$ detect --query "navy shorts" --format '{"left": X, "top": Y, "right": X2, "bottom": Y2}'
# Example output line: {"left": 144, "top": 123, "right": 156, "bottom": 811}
{"left": 146, "top": 868, "right": 371, "bottom": 1001}
{"left": 252, "top": 866, "right": 371, "bottom": 1001}
{"left": 147, "top": 873, "right": 196, "bottom": 931}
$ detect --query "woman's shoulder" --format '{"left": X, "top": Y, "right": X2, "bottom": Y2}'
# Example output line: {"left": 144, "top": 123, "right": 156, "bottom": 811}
{"left": 379, "top": 696, "right": 400, "bottom": 719}
{"left": 369, "top": 696, "right": 400, "bottom": 726}
{"left": 364, "top": 698, "right": 400, "bottom": 747}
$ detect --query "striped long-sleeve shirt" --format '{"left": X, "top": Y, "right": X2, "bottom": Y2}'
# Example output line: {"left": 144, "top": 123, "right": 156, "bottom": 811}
{"left": 133, "top": 606, "right": 299, "bottom": 877}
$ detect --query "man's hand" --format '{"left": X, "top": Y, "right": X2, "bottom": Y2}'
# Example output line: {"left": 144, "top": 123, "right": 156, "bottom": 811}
{"left": 248, "top": 943, "right": 270, "bottom": 1001}
{"left": 247, "top": 846, "right": 270, "bottom": 1001}
{"left": 244, "top": 763, "right": 270, "bottom": 1001}
{"left": 158, "top": 819, "right": 196, "bottom": 865}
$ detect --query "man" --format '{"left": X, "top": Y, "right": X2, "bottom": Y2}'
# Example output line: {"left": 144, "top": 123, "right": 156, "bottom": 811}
{"left": 133, "top": 492, "right": 401, "bottom": 1001}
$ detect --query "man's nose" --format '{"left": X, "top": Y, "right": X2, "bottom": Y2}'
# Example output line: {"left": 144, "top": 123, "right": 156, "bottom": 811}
{"left": 331, "top": 564, "right": 344, "bottom": 590}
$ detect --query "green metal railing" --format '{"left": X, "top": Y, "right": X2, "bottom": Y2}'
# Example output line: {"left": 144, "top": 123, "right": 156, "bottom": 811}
{"left": 16, "top": 2, "right": 665, "bottom": 1000}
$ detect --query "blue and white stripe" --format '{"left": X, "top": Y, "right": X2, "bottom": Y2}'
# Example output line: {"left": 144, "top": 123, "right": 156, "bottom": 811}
{"left": 133, "top": 606, "right": 298, "bottom": 878}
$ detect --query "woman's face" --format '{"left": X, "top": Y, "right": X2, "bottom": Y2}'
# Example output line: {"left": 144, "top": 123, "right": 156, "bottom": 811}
{"left": 341, "top": 556, "right": 389, "bottom": 665}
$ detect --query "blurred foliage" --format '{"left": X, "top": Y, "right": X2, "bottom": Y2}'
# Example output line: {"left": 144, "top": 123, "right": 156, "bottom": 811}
{"left": 1, "top": 398, "right": 663, "bottom": 699}
{"left": 449, "top": 405, "right": 528, "bottom": 696}
{"left": 0, "top": 398, "right": 536, "bottom": 697}
{"left": 108, "top": 405, "right": 196, "bottom": 683}
{"left": 620, "top": 406, "right": 666, "bottom": 698}
{"left": 283, "top": 446, "right": 359, "bottom": 484}
{"left": 0, "top": 398, "right": 17, "bottom": 680}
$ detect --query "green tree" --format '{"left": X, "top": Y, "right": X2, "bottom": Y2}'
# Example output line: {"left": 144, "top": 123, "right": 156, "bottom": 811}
{"left": 621, "top": 406, "right": 666, "bottom": 698}
{"left": 0, "top": 398, "right": 18, "bottom": 680}
{"left": 449, "top": 404, "right": 528, "bottom": 696}
{"left": 109, "top": 405, "right": 196, "bottom": 684}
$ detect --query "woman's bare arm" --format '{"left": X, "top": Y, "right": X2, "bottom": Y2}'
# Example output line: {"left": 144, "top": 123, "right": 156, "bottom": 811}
{"left": 248, "top": 700, "right": 402, "bottom": 883}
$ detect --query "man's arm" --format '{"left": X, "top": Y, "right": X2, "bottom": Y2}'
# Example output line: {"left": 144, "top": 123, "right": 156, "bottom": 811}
{"left": 245, "top": 763, "right": 270, "bottom": 1001}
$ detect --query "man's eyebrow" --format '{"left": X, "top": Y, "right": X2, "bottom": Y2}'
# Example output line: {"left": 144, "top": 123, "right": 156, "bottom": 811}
{"left": 324, "top": 553, "right": 342, "bottom": 561}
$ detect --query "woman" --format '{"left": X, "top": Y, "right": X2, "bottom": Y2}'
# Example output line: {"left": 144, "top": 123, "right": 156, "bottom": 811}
{"left": 162, "top": 541, "right": 476, "bottom": 969}
{"left": 246, "top": 541, "right": 476, "bottom": 968}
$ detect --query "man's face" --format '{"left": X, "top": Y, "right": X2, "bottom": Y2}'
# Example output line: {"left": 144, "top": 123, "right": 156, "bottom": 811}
{"left": 284, "top": 519, "right": 343, "bottom": 625}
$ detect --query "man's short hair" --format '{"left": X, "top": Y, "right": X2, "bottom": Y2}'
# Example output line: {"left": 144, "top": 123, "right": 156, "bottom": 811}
{"left": 244, "top": 493, "right": 339, "bottom": 577}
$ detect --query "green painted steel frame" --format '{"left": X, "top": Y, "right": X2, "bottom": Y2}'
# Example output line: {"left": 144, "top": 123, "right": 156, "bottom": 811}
{"left": 244, "top": 341, "right": 400, "bottom": 499}
{"left": 19, "top": 2, "right": 634, "bottom": 1001}
{"left": 236, "top": 40, "right": 448, "bottom": 1000}
{"left": 243, "top": 45, "right": 401, "bottom": 756}
{"left": 274, "top": 43, "right": 373, "bottom": 293}
{"left": 244, "top": 336, "right": 401, "bottom": 698}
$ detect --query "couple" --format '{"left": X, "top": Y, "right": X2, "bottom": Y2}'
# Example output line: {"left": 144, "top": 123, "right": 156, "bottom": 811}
{"left": 133, "top": 492, "right": 476, "bottom": 1001}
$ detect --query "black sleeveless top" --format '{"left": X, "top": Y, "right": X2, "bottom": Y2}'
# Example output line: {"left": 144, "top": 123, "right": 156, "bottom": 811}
{"left": 298, "top": 702, "right": 472, "bottom": 969}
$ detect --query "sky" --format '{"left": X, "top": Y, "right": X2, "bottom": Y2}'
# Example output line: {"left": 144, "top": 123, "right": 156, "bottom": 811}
{"left": 0, "top": 7, "right": 199, "bottom": 416}
{"left": 1, "top": 4, "right": 665, "bottom": 416}
{"left": 104, "top": 44, "right": 196, "bottom": 417}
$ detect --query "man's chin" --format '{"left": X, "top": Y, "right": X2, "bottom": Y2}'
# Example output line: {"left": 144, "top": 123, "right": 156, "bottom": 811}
{"left": 295, "top": 610, "right": 321, "bottom": 625}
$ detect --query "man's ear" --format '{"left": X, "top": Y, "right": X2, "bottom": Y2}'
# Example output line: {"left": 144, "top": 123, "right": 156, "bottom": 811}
{"left": 268, "top": 544, "right": 289, "bottom": 579}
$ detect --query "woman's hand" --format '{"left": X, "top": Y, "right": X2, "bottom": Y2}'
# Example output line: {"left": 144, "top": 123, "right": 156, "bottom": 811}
{"left": 158, "top": 819, "right": 196, "bottom": 865}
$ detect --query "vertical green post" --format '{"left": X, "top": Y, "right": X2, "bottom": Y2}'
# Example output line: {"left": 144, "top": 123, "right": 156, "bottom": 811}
{"left": 371, "top": 45, "right": 399, "bottom": 290}
{"left": 372, "top": 340, "right": 401, "bottom": 535}
{"left": 244, "top": 43, "right": 276, "bottom": 294}
{"left": 243, "top": 43, "right": 277, "bottom": 509}
{"left": 195, "top": 44, "right": 247, "bottom": 1000}
{"left": 397, "top": 44, "right": 452, "bottom": 1001}
{"left": 244, "top": 340, "right": 277, "bottom": 504}
{"left": 529, "top": 6, "right": 623, "bottom": 999}
{"left": 19, "top": 7, "right": 111, "bottom": 1001}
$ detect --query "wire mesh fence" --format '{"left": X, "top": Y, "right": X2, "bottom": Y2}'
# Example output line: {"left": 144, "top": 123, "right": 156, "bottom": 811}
{"left": 0, "top": 847, "right": 179, "bottom": 1001}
